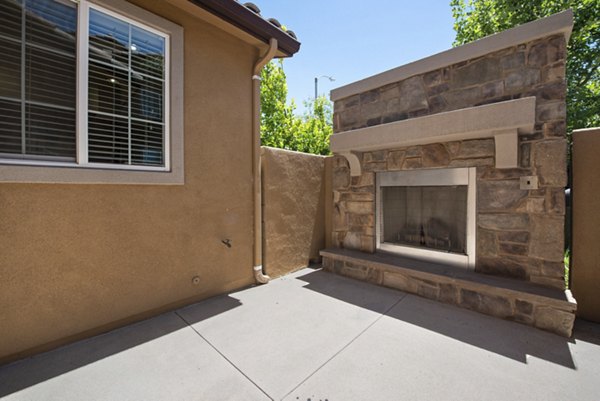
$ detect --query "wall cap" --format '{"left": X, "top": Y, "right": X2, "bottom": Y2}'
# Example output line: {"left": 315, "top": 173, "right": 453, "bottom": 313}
{"left": 572, "top": 127, "right": 600, "bottom": 135}
{"left": 331, "top": 9, "right": 573, "bottom": 102}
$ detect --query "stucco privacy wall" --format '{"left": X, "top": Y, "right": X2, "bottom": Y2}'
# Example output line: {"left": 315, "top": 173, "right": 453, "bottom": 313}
{"left": 331, "top": 19, "right": 569, "bottom": 290}
{"left": 571, "top": 128, "right": 600, "bottom": 322}
{"left": 262, "top": 147, "right": 328, "bottom": 278}
{"left": 0, "top": 1, "right": 260, "bottom": 364}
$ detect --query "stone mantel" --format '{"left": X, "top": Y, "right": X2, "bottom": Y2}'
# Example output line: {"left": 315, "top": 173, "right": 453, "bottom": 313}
{"left": 330, "top": 97, "right": 536, "bottom": 176}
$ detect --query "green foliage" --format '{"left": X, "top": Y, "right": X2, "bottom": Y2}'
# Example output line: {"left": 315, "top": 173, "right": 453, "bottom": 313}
{"left": 260, "top": 60, "right": 296, "bottom": 149}
{"left": 451, "top": 0, "right": 600, "bottom": 132}
{"left": 564, "top": 248, "right": 570, "bottom": 288}
{"left": 294, "top": 96, "right": 333, "bottom": 155}
{"left": 260, "top": 60, "right": 332, "bottom": 155}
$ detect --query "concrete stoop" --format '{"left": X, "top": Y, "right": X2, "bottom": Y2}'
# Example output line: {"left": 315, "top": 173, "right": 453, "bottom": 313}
{"left": 320, "top": 248, "right": 576, "bottom": 337}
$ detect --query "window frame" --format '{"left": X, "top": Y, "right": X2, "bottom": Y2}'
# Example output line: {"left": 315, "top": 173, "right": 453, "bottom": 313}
{"left": 0, "top": 0, "right": 184, "bottom": 184}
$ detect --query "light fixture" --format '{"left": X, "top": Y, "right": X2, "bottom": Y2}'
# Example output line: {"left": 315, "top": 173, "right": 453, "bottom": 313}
{"left": 315, "top": 75, "right": 335, "bottom": 99}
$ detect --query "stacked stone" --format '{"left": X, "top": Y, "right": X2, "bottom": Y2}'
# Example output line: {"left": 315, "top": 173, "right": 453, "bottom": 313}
{"left": 332, "top": 34, "right": 568, "bottom": 290}
{"left": 334, "top": 35, "right": 567, "bottom": 132}
{"left": 320, "top": 251, "right": 576, "bottom": 337}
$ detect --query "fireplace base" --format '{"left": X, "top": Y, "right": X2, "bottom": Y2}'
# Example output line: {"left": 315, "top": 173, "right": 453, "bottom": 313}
{"left": 320, "top": 248, "right": 576, "bottom": 337}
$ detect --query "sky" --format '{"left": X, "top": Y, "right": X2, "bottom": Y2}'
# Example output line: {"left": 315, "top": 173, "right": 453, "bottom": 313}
{"left": 254, "top": 0, "right": 458, "bottom": 114}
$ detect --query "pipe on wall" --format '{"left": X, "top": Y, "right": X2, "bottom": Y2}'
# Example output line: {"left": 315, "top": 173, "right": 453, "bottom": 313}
{"left": 252, "top": 38, "right": 278, "bottom": 284}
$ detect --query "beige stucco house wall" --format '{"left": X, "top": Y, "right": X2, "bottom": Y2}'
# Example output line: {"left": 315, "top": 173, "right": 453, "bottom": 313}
{"left": 0, "top": 0, "right": 297, "bottom": 364}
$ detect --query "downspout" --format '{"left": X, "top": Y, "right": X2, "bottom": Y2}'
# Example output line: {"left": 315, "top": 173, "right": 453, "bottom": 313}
{"left": 252, "top": 38, "right": 278, "bottom": 284}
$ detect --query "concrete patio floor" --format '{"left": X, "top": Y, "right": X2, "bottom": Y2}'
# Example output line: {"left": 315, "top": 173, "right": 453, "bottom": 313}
{"left": 1, "top": 267, "right": 599, "bottom": 401}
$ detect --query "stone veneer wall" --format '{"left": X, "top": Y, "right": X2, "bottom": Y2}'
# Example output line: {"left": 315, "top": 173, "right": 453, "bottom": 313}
{"left": 331, "top": 34, "right": 568, "bottom": 290}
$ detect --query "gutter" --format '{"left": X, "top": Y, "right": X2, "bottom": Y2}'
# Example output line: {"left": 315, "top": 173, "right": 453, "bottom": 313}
{"left": 252, "top": 38, "right": 278, "bottom": 284}
{"left": 188, "top": 0, "right": 300, "bottom": 57}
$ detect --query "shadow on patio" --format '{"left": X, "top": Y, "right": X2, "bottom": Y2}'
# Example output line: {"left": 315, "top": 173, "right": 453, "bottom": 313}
{"left": 0, "top": 295, "right": 242, "bottom": 397}
{"left": 3, "top": 267, "right": 599, "bottom": 400}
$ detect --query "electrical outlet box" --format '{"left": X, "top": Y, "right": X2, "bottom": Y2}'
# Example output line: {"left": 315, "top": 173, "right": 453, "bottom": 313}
{"left": 520, "top": 176, "right": 538, "bottom": 190}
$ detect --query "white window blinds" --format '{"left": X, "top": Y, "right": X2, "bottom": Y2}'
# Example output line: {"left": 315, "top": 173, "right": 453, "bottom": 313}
{"left": 0, "top": 0, "right": 168, "bottom": 168}
{"left": 0, "top": 0, "right": 77, "bottom": 160}
{"left": 87, "top": 7, "right": 166, "bottom": 167}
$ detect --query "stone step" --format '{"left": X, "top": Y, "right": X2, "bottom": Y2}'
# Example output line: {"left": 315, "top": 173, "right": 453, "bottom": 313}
{"left": 320, "top": 248, "right": 577, "bottom": 337}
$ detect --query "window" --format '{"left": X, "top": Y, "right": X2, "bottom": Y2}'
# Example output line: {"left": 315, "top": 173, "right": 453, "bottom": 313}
{"left": 0, "top": 0, "right": 77, "bottom": 160}
{"left": 86, "top": 6, "right": 167, "bottom": 167}
{"left": 0, "top": 0, "right": 182, "bottom": 182}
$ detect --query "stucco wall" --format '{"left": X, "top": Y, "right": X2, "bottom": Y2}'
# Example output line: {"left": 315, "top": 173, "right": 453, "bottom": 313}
{"left": 262, "top": 147, "right": 328, "bottom": 278}
{"left": 571, "top": 128, "right": 600, "bottom": 322}
{"left": 0, "top": 1, "right": 259, "bottom": 363}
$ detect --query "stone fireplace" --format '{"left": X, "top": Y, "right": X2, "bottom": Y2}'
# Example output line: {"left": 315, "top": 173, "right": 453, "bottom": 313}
{"left": 321, "top": 11, "right": 577, "bottom": 337}
{"left": 328, "top": 93, "right": 556, "bottom": 281}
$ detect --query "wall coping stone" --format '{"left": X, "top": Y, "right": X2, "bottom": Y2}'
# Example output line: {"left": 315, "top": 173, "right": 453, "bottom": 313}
{"left": 331, "top": 97, "right": 535, "bottom": 175}
{"left": 331, "top": 9, "right": 573, "bottom": 102}
{"left": 261, "top": 146, "right": 329, "bottom": 159}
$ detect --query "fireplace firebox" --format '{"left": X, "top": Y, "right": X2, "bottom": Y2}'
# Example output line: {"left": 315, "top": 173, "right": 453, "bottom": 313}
{"left": 376, "top": 168, "right": 476, "bottom": 269}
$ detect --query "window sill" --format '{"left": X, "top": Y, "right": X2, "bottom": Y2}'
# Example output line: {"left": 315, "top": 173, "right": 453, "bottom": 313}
{"left": 0, "top": 160, "right": 184, "bottom": 185}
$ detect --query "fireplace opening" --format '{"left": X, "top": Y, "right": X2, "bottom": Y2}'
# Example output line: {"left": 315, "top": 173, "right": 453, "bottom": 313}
{"left": 381, "top": 186, "right": 467, "bottom": 254}
{"left": 376, "top": 167, "right": 476, "bottom": 268}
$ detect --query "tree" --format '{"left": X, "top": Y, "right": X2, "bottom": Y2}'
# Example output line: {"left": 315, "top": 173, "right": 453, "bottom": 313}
{"left": 451, "top": 0, "right": 600, "bottom": 133}
{"left": 259, "top": 59, "right": 296, "bottom": 149}
{"left": 295, "top": 96, "right": 334, "bottom": 155}
{"left": 260, "top": 59, "right": 333, "bottom": 155}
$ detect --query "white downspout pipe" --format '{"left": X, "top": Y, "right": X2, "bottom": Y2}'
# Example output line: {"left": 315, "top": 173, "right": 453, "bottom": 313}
{"left": 252, "top": 38, "right": 278, "bottom": 284}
